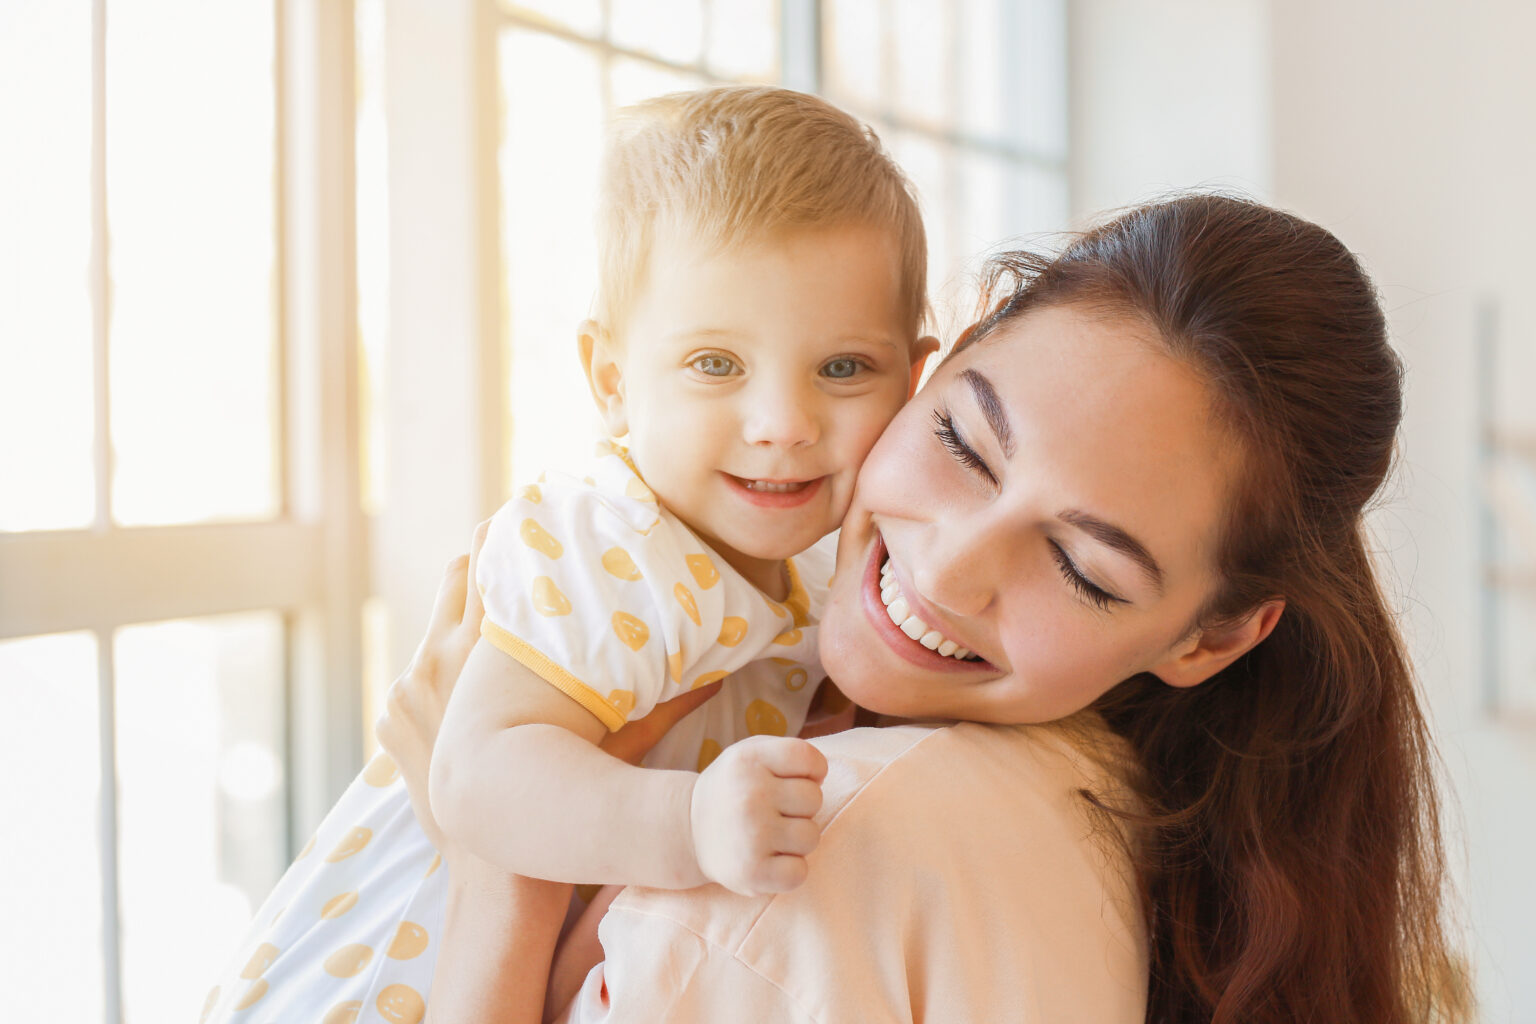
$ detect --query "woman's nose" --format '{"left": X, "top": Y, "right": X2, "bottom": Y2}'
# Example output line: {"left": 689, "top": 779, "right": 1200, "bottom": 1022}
{"left": 909, "top": 515, "right": 1002, "bottom": 619}
{"left": 741, "top": 379, "right": 819, "bottom": 449}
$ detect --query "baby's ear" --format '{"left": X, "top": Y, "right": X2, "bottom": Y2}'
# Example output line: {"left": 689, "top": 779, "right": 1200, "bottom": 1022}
{"left": 578, "top": 320, "right": 628, "bottom": 436}
{"left": 908, "top": 336, "right": 941, "bottom": 397}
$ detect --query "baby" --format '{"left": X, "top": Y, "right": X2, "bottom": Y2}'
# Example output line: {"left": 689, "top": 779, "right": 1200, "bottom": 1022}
{"left": 202, "top": 85, "right": 932, "bottom": 1023}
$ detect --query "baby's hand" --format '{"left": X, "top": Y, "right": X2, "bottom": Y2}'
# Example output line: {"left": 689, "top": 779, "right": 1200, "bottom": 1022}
{"left": 689, "top": 735, "right": 828, "bottom": 896}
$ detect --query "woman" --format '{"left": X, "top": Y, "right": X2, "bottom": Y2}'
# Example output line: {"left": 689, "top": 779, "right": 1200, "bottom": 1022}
{"left": 381, "top": 195, "right": 1470, "bottom": 1023}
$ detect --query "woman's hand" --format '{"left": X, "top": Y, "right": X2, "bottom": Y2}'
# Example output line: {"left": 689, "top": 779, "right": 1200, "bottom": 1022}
{"left": 376, "top": 523, "right": 489, "bottom": 852}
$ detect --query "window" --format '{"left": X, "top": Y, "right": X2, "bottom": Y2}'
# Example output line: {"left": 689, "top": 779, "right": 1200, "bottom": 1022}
{"left": 3, "top": 2, "right": 1068, "bottom": 1018}
{"left": 0, "top": 2, "right": 364, "bottom": 1019}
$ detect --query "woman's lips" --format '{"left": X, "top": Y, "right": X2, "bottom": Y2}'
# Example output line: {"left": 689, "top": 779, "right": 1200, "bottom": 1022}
{"left": 724, "top": 474, "right": 825, "bottom": 509}
{"left": 861, "top": 534, "right": 991, "bottom": 672}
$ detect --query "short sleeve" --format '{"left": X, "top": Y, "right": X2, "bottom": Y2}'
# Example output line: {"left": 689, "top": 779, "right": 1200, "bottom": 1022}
{"left": 475, "top": 450, "right": 814, "bottom": 732}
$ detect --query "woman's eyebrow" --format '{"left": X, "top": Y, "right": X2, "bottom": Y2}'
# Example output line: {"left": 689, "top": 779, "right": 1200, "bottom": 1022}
{"left": 960, "top": 368, "right": 1014, "bottom": 457}
{"left": 1057, "top": 509, "right": 1166, "bottom": 593}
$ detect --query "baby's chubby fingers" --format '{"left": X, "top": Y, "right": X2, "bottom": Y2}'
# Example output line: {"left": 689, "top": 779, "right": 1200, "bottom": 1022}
{"left": 772, "top": 776, "right": 824, "bottom": 820}
{"left": 771, "top": 815, "right": 821, "bottom": 858}
{"left": 743, "top": 734, "right": 829, "bottom": 784}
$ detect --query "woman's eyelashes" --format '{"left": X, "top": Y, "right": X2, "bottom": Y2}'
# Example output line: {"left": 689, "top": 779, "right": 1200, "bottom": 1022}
{"left": 932, "top": 408, "right": 998, "bottom": 485}
{"left": 1049, "top": 541, "right": 1126, "bottom": 611}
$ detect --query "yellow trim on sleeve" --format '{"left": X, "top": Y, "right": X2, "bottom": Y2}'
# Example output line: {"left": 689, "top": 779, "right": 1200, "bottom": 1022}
{"left": 479, "top": 618, "right": 628, "bottom": 732}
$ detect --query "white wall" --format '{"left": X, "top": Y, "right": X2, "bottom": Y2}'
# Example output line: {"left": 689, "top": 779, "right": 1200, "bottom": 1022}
{"left": 1271, "top": 3, "right": 1536, "bottom": 1018}
{"left": 1074, "top": 1, "right": 1536, "bottom": 1016}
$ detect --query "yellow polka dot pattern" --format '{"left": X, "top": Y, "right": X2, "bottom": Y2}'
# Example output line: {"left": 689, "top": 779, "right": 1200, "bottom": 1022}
{"left": 322, "top": 1001, "right": 362, "bottom": 1024}
{"left": 326, "top": 827, "right": 372, "bottom": 862}
{"left": 377, "top": 983, "right": 426, "bottom": 1024}
{"left": 362, "top": 752, "right": 398, "bottom": 786}
{"left": 323, "top": 943, "right": 374, "bottom": 978}
{"left": 387, "top": 921, "right": 429, "bottom": 960}
{"left": 320, "top": 890, "right": 358, "bottom": 920}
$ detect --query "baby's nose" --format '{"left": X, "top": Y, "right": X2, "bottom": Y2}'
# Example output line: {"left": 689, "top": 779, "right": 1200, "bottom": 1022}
{"left": 742, "top": 382, "right": 819, "bottom": 448}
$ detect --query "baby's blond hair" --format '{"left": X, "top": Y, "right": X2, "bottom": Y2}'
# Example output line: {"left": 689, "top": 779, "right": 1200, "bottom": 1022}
{"left": 595, "top": 85, "right": 928, "bottom": 337}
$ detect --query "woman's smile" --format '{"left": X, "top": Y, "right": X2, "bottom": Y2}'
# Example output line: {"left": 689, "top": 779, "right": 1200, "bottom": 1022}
{"left": 860, "top": 532, "right": 996, "bottom": 673}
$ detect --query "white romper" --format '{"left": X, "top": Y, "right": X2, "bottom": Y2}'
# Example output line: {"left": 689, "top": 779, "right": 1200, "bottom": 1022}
{"left": 200, "top": 443, "right": 832, "bottom": 1024}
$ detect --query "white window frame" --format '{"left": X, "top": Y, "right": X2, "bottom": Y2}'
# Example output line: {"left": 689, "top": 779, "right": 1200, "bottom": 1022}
{"left": 0, "top": 3, "right": 364, "bottom": 1018}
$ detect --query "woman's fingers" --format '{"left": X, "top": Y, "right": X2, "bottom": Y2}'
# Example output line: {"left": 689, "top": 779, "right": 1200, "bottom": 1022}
{"left": 428, "top": 552, "right": 472, "bottom": 640}
{"left": 461, "top": 519, "right": 490, "bottom": 629}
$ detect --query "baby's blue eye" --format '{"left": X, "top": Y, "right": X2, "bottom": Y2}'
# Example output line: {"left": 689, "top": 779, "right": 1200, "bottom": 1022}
{"left": 822, "top": 358, "right": 862, "bottom": 379}
{"left": 692, "top": 354, "right": 738, "bottom": 376}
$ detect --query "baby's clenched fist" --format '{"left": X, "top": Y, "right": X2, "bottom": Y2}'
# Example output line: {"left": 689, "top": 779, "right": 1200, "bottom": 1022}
{"left": 689, "top": 735, "right": 828, "bottom": 896}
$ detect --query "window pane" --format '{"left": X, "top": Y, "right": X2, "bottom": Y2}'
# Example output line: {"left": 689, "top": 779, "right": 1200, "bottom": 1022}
{"left": 114, "top": 612, "right": 287, "bottom": 1023}
{"left": 499, "top": 30, "right": 607, "bottom": 486}
{"left": 0, "top": 3, "right": 95, "bottom": 531}
{"left": 507, "top": 0, "right": 603, "bottom": 38}
{"left": 107, "top": 1, "right": 279, "bottom": 526}
{"left": 358, "top": 0, "right": 389, "bottom": 517}
{"left": 0, "top": 631, "right": 106, "bottom": 1022}
{"left": 824, "top": 0, "right": 882, "bottom": 113}
{"left": 890, "top": 131, "right": 954, "bottom": 315}
{"left": 609, "top": 58, "right": 709, "bottom": 110}
{"left": 1009, "top": 161, "right": 1071, "bottom": 240}
{"left": 957, "top": 0, "right": 1005, "bottom": 143}
{"left": 892, "top": 0, "right": 950, "bottom": 128}
{"left": 1011, "top": 0, "right": 1068, "bottom": 160}
{"left": 706, "top": 0, "right": 779, "bottom": 81}
{"left": 611, "top": 0, "right": 704, "bottom": 66}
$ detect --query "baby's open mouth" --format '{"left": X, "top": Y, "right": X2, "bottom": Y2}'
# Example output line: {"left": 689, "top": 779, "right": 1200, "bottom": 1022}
{"left": 735, "top": 477, "right": 813, "bottom": 493}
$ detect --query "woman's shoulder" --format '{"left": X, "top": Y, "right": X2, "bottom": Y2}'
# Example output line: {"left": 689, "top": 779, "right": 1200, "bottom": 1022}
{"left": 605, "top": 716, "right": 1147, "bottom": 1021}
{"left": 808, "top": 713, "right": 1138, "bottom": 827}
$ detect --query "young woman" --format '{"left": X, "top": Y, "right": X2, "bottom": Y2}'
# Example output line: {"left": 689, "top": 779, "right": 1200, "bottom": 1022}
{"left": 380, "top": 195, "right": 1471, "bottom": 1024}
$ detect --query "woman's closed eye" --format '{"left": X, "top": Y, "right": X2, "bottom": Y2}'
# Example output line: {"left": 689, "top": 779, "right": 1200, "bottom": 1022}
{"left": 932, "top": 409, "right": 997, "bottom": 485}
{"left": 1049, "top": 541, "right": 1126, "bottom": 611}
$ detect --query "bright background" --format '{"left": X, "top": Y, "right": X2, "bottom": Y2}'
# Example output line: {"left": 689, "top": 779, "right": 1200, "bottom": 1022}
{"left": 1, "top": 1, "right": 1532, "bottom": 1021}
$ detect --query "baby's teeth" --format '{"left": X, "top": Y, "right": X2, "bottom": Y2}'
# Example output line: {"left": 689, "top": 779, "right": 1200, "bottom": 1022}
{"left": 900, "top": 617, "right": 927, "bottom": 640}
{"left": 937, "top": 638, "right": 958, "bottom": 657}
{"left": 886, "top": 596, "right": 910, "bottom": 625}
{"left": 919, "top": 630, "right": 944, "bottom": 650}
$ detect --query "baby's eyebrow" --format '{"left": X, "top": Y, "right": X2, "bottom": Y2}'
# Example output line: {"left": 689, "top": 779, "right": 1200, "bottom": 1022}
{"left": 961, "top": 368, "right": 1014, "bottom": 458}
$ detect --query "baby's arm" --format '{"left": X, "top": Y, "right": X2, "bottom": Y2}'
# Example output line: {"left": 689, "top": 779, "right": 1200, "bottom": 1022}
{"left": 430, "top": 638, "right": 827, "bottom": 894}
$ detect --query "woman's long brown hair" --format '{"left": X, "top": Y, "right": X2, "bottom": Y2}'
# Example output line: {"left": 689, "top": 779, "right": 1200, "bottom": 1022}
{"left": 966, "top": 195, "right": 1471, "bottom": 1023}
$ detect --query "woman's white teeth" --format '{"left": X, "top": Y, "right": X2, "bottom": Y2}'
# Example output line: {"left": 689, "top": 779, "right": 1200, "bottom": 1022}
{"left": 878, "top": 559, "right": 974, "bottom": 662}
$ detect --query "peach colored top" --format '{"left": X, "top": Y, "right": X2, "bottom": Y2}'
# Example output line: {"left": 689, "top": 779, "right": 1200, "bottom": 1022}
{"left": 557, "top": 719, "right": 1148, "bottom": 1023}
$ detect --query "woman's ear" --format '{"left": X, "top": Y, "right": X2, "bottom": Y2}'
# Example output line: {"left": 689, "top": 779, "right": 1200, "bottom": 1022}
{"left": 577, "top": 319, "right": 628, "bottom": 437}
{"left": 908, "top": 336, "right": 940, "bottom": 397}
{"left": 1150, "top": 599, "right": 1285, "bottom": 689}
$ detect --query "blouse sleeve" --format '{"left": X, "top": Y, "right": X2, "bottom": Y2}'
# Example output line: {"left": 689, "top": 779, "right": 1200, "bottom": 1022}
{"left": 474, "top": 465, "right": 802, "bottom": 732}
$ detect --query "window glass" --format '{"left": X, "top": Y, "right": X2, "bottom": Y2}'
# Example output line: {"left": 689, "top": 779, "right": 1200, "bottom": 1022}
{"left": 0, "top": 631, "right": 106, "bottom": 1023}
{"left": 114, "top": 612, "right": 287, "bottom": 1023}
{"left": 107, "top": 0, "right": 279, "bottom": 526}
{"left": 499, "top": 29, "right": 607, "bottom": 487}
{"left": 0, "top": 4, "right": 95, "bottom": 531}
{"left": 611, "top": 0, "right": 705, "bottom": 65}
{"left": 704, "top": 0, "right": 779, "bottom": 81}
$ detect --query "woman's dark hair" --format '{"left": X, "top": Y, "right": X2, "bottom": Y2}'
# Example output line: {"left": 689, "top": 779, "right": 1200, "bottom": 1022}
{"left": 964, "top": 195, "right": 1469, "bottom": 1023}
